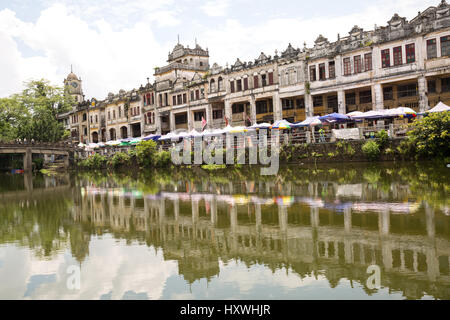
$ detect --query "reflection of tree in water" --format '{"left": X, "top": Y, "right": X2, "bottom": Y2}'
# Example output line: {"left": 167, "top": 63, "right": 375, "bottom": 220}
{"left": 0, "top": 193, "right": 72, "bottom": 259}
{"left": 68, "top": 224, "right": 91, "bottom": 263}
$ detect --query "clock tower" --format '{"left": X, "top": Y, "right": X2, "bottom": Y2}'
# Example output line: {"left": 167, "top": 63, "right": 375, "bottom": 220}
{"left": 64, "top": 66, "right": 84, "bottom": 105}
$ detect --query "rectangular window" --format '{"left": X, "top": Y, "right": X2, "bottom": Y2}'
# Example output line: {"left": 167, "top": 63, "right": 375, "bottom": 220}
{"left": 427, "top": 80, "right": 436, "bottom": 93}
{"left": 190, "top": 91, "right": 194, "bottom": 101}
{"left": 343, "top": 58, "right": 351, "bottom": 76}
{"left": 364, "top": 53, "right": 372, "bottom": 71}
{"left": 354, "top": 56, "right": 362, "bottom": 73}
{"left": 90, "top": 116, "right": 93, "bottom": 123}
{"left": 194, "top": 111, "right": 205, "bottom": 121}
{"left": 175, "top": 113, "right": 187, "bottom": 124}
{"left": 296, "top": 98, "right": 305, "bottom": 109}
{"left": 328, "top": 61, "right": 335, "bottom": 79}
{"left": 345, "top": 92, "right": 356, "bottom": 105}
{"left": 236, "top": 79, "right": 242, "bottom": 92}
{"left": 397, "top": 84, "right": 417, "bottom": 98}
{"left": 113, "top": 110, "right": 116, "bottom": 119}
{"left": 282, "top": 99, "right": 294, "bottom": 110}
{"left": 256, "top": 101, "right": 268, "bottom": 114}
{"left": 359, "top": 90, "right": 372, "bottom": 104}
{"left": 313, "top": 95, "right": 323, "bottom": 107}
{"left": 268, "top": 72, "right": 274, "bottom": 85}
{"left": 108, "top": 111, "right": 110, "bottom": 120}
{"left": 177, "top": 95, "right": 182, "bottom": 105}
{"left": 441, "top": 36, "right": 450, "bottom": 56}
{"left": 253, "top": 75, "right": 259, "bottom": 88}
{"left": 243, "top": 78, "right": 248, "bottom": 90}
{"left": 327, "top": 95, "right": 338, "bottom": 113}
{"left": 427, "top": 39, "right": 437, "bottom": 59}
{"left": 393, "top": 46, "right": 402, "bottom": 66}
{"left": 442, "top": 78, "right": 450, "bottom": 92}
{"left": 230, "top": 81, "right": 235, "bottom": 93}
{"left": 381, "top": 49, "right": 390, "bottom": 68}
{"left": 172, "top": 96, "right": 176, "bottom": 105}
{"left": 383, "top": 87, "right": 394, "bottom": 100}
{"left": 261, "top": 74, "right": 267, "bottom": 87}
{"left": 183, "top": 93, "right": 187, "bottom": 104}
{"left": 195, "top": 90, "right": 200, "bottom": 100}
{"left": 159, "top": 94, "right": 163, "bottom": 107}
{"left": 319, "top": 63, "right": 326, "bottom": 80}
{"left": 95, "top": 115, "right": 98, "bottom": 123}
{"left": 309, "top": 66, "right": 316, "bottom": 81}
{"left": 232, "top": 104, "right": 244, "bottom": 114}
{"left": 212, "top": 109, "right": 223, "bottom": 119}
{"left": 406, "top": 44, "right": 415, "bottom": 63}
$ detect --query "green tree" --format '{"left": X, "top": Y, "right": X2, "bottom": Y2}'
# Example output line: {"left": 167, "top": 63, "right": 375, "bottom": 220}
{"left": 406, "top": 112, "right": 450, "bottom": 159}
{"left": 14, "top": 79, "right": 73, "bottom": 142}
{"left": 135, "top": 140, "right": 157, "bottom": 167}
{"left": 0, "top": 97, "right": 29, "bottom": 141}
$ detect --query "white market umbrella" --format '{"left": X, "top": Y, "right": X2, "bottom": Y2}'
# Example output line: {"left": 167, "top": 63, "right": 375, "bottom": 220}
{"left": 428, "top": 101, "right": 450, "bottom": 113}
{"left": 346, "top": 111, "right": 364, "bottom": 118}
{"left": 159, "top": 132, "right": 179, "bottom": 140}
{"left": 188, "top": 129, "right": 202, "bottom": 137}
{"left": 77, "top": 142, "right": 85, "bottom": 148}
{"left": 105, "top": 140, "right": 121, "bottom": 146}
{"left": 297, "top": 116, "right": 322, "bottom": 127}
{"left": 249, "top": 122, "right": 272, "bottom": 129}
{"left": 87, "top": 143, "right": 99, "bottom": 149}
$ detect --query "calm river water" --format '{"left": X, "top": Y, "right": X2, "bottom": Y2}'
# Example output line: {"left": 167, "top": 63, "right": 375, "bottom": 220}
{"left": 0, "top": 163, "right": 449, "bottom": 300}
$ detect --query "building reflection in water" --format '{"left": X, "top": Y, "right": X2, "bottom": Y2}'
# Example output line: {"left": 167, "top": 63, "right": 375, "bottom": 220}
{"left": 74, "top": 174, "right": 450, "bottom": 300}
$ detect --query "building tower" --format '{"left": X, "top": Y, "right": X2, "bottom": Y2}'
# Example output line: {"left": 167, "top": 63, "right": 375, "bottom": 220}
{"left": 64, "top": 66, "right": 84, "bottom": 105}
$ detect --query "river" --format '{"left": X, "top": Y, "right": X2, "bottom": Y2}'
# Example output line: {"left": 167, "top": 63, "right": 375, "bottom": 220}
{"left": 0, "top": 163, "right": 449, "bottom": 300}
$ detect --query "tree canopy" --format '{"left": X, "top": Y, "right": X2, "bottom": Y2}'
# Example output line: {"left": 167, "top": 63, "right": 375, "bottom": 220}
{"left": 0, "top": 79, "right": 73, "bottom": 142}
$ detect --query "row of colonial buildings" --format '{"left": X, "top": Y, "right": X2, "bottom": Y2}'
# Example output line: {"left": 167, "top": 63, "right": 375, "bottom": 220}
{"left": 59, "top": 1, "right": 450, "bottom": 143}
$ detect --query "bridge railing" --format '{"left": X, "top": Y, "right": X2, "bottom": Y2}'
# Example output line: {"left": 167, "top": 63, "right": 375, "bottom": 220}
{"left": 0, "top": 140, "right": 76, "bottom": 149}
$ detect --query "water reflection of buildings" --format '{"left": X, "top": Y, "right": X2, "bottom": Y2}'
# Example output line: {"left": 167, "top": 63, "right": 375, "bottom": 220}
{"left": 76, "top": 181, "right": 450, "bottom": 299}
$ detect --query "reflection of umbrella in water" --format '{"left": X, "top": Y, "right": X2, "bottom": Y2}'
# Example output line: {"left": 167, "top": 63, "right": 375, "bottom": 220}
{"left": 352, "top": 202, "right": 420, "bottom": 214}
{"left": 275, "top": 196, "right": 295, "bottom": 206}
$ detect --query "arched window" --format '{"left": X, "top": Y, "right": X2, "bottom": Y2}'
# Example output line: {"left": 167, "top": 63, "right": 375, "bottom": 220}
{"left": 210, "top": 79, "right": 216, "bottom": 92}
{"left": 218, "top": 77, "right": 223, "bottom": 91}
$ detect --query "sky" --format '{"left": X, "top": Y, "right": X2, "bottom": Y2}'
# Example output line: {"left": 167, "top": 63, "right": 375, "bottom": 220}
{"left": 0, "top": 0, "right": 440, "bottom": 100}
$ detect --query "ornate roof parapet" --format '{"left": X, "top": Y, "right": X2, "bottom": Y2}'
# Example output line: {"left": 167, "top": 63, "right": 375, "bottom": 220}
{"left": 281, "top": 43, "right": 300, "bottom": 59}
{"left": 255, "top": 52, "right": 269, "bottom": 64}
{"left": 388, "top": 13, "right": 407, "bottom": 30}
{"left": 210, "top": 62, "right": 223, "bottom": 75}
{"left": 314, "top": 35, "right": 329, "bottom": 48}
{"left": 167, "top": 42, "right": 209, "bottom": 62}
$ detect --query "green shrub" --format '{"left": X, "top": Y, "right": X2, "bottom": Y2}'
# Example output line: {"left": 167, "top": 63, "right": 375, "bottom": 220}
{"left": 154, "top": 150, "right": 172, "bottom": 168}
{"left": 384, "top": 147, "right": 395, "bottom": 155}
{"left": 79, "top": 153, "right": 107, "bottom": 169}
{"left": 405, "top": 112, "right": 450, "bottom": 159}
{"left": 376, "top": 130, "right": 389, "bottom": 149}
{"left": 109, "top": 152, "right": 131, "bottom": 168}
{"left": 345, "top": 144, "right": 355, "bottom": 156}
{"left": 362, "top": 140, "right": 380, "bottom": 161}
{"left": 135, "top": 140, "right": 157, "bottom": 167}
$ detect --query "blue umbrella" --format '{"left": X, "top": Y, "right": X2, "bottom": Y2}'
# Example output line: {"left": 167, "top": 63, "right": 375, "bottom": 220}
{"left": 142, "top": 134, "right": 161, "bottom": 141}
{"left": 319, "top": 113, "right": 352, "bottom": 123}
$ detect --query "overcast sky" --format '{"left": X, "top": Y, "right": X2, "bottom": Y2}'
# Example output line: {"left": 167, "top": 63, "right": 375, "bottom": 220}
{"left": 0, "top": 0, "right": 439, "bottom": 100}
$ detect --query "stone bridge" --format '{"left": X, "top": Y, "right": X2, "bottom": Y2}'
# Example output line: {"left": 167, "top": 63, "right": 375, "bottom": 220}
{"left": 0, "top": 142, "right": 75, "bottom": 171}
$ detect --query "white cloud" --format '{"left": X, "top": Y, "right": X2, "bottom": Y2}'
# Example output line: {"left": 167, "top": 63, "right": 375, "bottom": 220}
{"left": 0, "top": 0, "right": 439, "bottom": 99}
{"left": 201, "top": 0, "right": 230, "bottom": 17}
{"left": 0, "top": 4, "right": 172, "bottom": 99}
